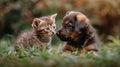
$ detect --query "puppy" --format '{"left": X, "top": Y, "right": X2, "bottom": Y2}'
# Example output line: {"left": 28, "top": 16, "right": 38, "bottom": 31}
{"left": 56, "top": 11, "right": 100, "bottom": 55}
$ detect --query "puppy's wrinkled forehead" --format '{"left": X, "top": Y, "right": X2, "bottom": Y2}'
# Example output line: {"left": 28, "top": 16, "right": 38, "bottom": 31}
{"left": 63, "top": 11, "right": 89, "bottom": 25}
{"left": 63, "top": 11, "right": 81, "bottom": 23}
{"left": 62, "top": 13, "right": 77, "bottom": 25}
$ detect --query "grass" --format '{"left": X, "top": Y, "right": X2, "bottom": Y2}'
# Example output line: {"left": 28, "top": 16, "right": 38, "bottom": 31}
{"left": 0, "top": 35, "right": 120, "bottom": 67}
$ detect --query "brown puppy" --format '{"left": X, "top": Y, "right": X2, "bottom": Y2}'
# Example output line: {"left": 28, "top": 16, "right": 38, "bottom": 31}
{"left": 56, "top": 11, "right": 100, "bottom": 55}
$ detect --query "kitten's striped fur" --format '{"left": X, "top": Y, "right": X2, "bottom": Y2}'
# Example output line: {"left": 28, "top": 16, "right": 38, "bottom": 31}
{"left": 14, "top": 13, "right": 57, "bottom": 51}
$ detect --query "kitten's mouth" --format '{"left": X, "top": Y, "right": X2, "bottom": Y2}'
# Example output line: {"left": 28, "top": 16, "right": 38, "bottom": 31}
{"left": 48, "top": 32, "right": 55, "bottom": 36}
{"left": 37, "top": 30, "right": 56, "bottom": 36}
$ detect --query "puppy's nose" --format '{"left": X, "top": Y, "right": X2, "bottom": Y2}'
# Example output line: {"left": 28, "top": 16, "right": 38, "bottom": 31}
{"left": 58, "top": 30, "right": 64, "bottom": 34}
{"left": 56, "top": 30, "right": 62, "bottom": 35}
{"left": 56, "top": 31, "right": 60, "bottom": 35}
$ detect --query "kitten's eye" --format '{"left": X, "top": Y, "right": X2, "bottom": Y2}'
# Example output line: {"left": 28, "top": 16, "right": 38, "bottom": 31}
{"left": 46, "top": 28, "right": 49, "bottom": 30}
{"left": 53, "top": 26, "right": 56, "bottom": 29}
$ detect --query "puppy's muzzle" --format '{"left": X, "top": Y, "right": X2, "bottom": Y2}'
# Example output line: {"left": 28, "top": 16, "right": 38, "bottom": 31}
{"left": 56, "top": 30, "right": 68, "bottom": 41}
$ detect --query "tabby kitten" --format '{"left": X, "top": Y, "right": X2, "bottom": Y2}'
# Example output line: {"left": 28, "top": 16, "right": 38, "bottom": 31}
{"left": 14, "top": 13, "right": 57, "bottom": 51}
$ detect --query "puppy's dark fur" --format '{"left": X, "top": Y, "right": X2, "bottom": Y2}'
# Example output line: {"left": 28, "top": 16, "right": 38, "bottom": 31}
{"left": 56, "top": 11, "right": 100, "bottom": 55}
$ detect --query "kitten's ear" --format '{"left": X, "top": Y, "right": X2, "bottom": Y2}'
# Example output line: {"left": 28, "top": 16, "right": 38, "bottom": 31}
{"left": 50, "top": 13, "right": 57, "bottom": 22}
{"left": 32, "top": 18, "right": 43, "bottom": 29}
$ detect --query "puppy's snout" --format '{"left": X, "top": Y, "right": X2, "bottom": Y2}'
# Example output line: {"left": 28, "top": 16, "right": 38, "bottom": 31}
{"left": 57, "top": 30, "right": 64, "bottom": 35}
{"left": 56, "top": 30, "right": 61, "bottom": 35}
{"left": 56, "top": 31, "right": 59, "bottom": 35}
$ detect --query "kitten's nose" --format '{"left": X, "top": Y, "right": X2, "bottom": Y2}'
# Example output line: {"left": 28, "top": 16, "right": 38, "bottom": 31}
{"left": 50, "top": 30, "right": 56, "bottom": 35}
{"left": 52, "top": 31, "right": 56, "bottom": 34}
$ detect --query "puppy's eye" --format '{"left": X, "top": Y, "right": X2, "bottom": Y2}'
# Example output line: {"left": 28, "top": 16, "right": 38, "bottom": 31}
{"left": 78, "top": 31, "right": 81, "bottom": 34}
{"left": 68, "top": 23, "right": 72, "bottom": 26}
{"left": 67, "top": 23, "right": 74, "bottom": 27}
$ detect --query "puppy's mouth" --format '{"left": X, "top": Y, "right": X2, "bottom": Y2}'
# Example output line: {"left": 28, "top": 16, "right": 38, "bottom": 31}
{"left": 56, "top": 32, "right": 69, "bottom": 41}
{"left": 56, "top": 34, "right": 79, "bottom": 42}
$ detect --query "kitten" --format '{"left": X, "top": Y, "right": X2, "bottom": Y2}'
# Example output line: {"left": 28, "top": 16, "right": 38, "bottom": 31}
{"left": 14, "top": 13, "right": 57, "bottom": 51}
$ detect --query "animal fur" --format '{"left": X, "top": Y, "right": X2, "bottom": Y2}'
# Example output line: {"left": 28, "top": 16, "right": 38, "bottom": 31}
{"left": 56, "top": 11, "right": 100, "bottom": 55}
{"left": 14, "top": 13, "right": 57, "bottom": 51}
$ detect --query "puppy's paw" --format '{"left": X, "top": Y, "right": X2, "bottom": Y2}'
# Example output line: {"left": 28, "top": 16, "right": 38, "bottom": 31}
{"left": 87, "top": 51, "right": 100, "bottom": 57}
{"left": 62, "top": 50, "right": 72, "bottom": 56}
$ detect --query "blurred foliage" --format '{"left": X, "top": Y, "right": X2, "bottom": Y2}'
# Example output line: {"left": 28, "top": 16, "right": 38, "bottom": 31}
{"left": 0, "top": 0, "right": 120, "bottom": 36}
{"left": 0, "top": 0, "right": 120, "bottom": 42}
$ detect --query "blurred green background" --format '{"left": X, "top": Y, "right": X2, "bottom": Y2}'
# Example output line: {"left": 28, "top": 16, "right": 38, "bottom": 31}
{"left": 0, "top": 0, "right": 120, "bottom": 43}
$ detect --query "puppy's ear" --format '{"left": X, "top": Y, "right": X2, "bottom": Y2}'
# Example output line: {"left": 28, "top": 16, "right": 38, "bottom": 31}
{"left": 50, "top": 13, "right": 57, "bottom": 22}
{"left": 86, "top": 26, "right": 94, "bottom": 37}
{"left": 75, "top": 22, "right": 89, "bottom": 34}
{"left": 32, "top": 18, "right": 43, "bottom": 29}
{"left": 76, "top": 14, "right": 90, "bottom": 24}
{"left": 75, "top": 14, "right": 91, "bottom": 34}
